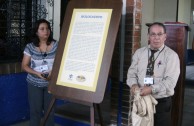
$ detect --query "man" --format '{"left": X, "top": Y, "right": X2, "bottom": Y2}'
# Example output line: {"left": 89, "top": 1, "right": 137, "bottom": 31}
{"left": 127, "top": 22, "right": 180, "bottom": 126}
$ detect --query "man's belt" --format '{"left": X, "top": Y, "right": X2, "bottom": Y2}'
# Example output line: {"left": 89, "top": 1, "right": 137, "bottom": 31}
{"left": 156, "top": 96, "right": 171, "bottom": 103}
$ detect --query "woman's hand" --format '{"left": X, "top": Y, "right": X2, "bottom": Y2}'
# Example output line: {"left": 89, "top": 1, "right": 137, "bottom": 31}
{"left": 45, "top": 71, "right": 52, "bottom": 81}
{"left": 37, "top": 72, "right": 47, "bottom": 80}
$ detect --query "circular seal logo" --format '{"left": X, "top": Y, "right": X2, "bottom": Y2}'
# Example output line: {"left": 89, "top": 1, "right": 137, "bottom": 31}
{"left": 76, "top": 75, "right": 86, "bottom": 82}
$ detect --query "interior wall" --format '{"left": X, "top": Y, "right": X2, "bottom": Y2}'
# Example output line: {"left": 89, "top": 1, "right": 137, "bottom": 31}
{"left": 141, "top": 0, "right": 177, "bottom": 47}
{"left": 154, "top": 0, "right": 177, "bottom": 22}
{"left": 191, "top": 0, "right": 194, "bottom": 49}
{"left": 189, "top": 0, "right": 194, "bottom": 49}
{"left": 178, "top": 0, "right": 192, "bottom": 49}
{"left": 141, "top": 0, "right": 154, "bottom": 47}
{"left": 141, "top": 0, "right": 193, "bottom": 49}
{"left": 178, "top": 0, "right": 191, "bottom": 24}
{"left": 53, "top": 0, "right": 61, "bottom": 41}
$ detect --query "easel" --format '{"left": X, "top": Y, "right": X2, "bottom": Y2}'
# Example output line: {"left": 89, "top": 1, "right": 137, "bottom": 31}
{"left": 40, "top": 96, "right": 104, "bottom": 126}
{"left": 40, "top": 0, "right": 122, "bottom": 125}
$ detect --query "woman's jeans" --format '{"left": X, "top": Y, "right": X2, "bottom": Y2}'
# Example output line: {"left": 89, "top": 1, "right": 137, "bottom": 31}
{"left": 28, "top": 84, "right": 55, "bottom": 126}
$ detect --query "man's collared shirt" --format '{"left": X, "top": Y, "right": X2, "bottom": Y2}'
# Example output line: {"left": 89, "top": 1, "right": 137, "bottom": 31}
{"left": 126, "top": 44, "right": 180, "bottom": 99}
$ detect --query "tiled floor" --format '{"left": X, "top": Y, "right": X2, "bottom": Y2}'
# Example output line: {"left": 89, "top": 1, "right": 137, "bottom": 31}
{"left": 182, "top": 83, "right": 194, "bottom": 126}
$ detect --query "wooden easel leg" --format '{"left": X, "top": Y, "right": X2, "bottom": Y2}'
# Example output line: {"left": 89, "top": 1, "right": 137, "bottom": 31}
{"left": 40, "top": 96, "right": 56, "bottom": 126}
{"left": 95, "top": 104, "right": 104, "bottom": 126}
{"left": 90, "top": 104, "right": 95, "bottom": 126}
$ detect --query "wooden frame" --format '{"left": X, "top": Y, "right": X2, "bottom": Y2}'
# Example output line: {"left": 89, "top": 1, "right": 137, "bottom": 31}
{"left": 48, "top": 0, "right": 122, "bottom": 104}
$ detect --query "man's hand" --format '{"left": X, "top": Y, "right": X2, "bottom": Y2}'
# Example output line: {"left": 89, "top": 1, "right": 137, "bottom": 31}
{"left": 130, "top": 84, "right": 139, "bottom": 95}
{"left": 140, "top": 85, "right": 152, "bottom": 96}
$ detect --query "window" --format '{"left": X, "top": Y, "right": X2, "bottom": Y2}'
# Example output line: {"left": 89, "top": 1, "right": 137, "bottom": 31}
{"left": 0, "top": 0, "right": 51, "bottom": 63}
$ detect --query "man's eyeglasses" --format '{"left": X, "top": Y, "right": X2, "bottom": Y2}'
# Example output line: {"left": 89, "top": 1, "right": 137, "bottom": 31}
{"left": 149, "top": 33, "right": 165, "bottom": 37}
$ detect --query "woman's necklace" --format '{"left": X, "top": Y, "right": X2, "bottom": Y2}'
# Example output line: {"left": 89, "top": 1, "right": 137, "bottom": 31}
{"left": 39, "top": 45, "right": 48, "bottom": 57}
{"left": 43, "top": 51, "right": 47, "bottom": 57}
{"left": 39, "top": 45, "right": 48, "bottom": 64}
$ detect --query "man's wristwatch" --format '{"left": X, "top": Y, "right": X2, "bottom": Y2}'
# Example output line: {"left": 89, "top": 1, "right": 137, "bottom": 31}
{"left": 151, "top": 86, "right": 156, "bottom": 94}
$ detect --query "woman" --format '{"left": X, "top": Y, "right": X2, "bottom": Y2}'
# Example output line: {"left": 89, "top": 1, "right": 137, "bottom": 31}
{"left": 22, "top": 19, "right": 58, "bottom": 126}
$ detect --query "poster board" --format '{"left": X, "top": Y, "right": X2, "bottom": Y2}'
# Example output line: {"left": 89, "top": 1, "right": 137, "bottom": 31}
{"left": 48, "top": 0, "right": 122, "bottom": 103}
{"left": 57, "top": 9, "right": 112, "bottom": 92}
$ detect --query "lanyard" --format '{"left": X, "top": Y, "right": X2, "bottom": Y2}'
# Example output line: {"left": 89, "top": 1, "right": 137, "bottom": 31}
{"left": 148, "top": 46, "right": 165, "bottom": 62}
{"left": 39, "top": 47, "right": 48, "bottom": 65}
{"left": 146, "top": 46, "right": 165, "bottom": 76}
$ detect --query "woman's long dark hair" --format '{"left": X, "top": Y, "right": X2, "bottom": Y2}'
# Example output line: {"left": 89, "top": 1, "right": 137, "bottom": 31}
{"left": 31, "top": 19, "right": 55, "bottom": 47}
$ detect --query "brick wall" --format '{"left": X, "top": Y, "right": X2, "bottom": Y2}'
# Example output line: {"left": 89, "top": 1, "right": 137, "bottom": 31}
{"left": 110, "top": 0, "right": 142, "bottom": 125}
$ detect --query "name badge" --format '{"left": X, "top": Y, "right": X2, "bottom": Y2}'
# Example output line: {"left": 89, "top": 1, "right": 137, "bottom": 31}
{"left": 40, "top": 65, "right": 49, "bottom": 72}
{"left": 144, "top": 77, "right": 154, "bottom": 85}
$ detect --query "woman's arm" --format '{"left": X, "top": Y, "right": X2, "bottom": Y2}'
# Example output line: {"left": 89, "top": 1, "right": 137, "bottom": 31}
{"left": 22, "top": 54, "right": 45, "bottom": 79}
